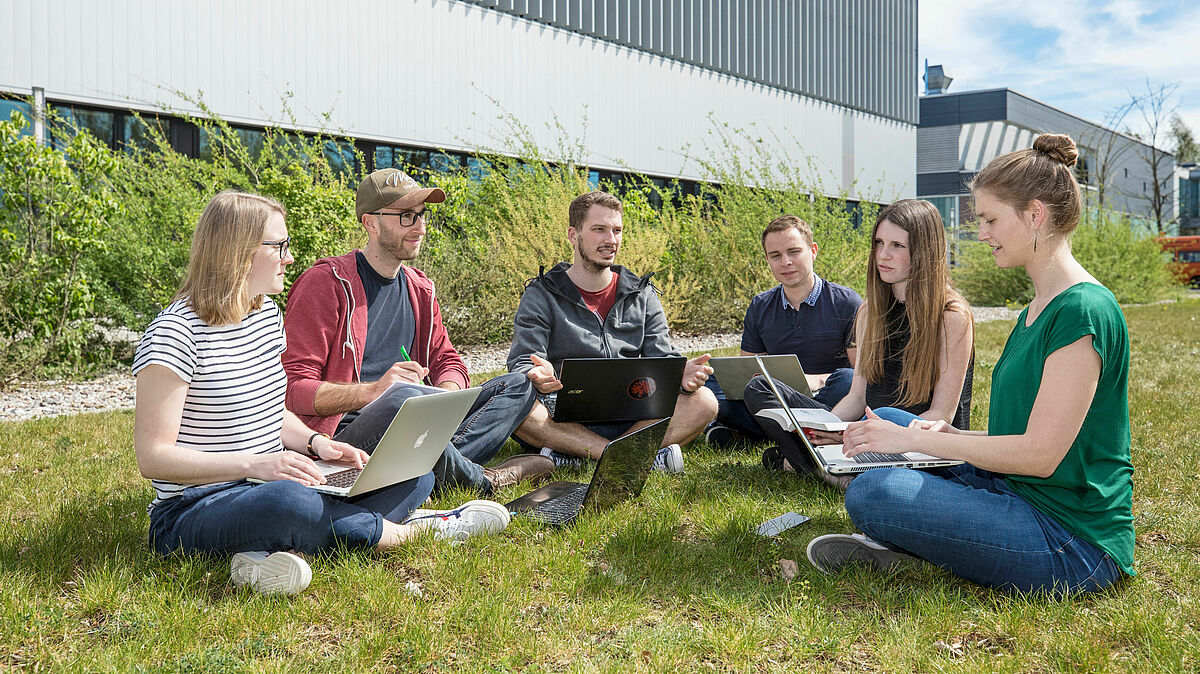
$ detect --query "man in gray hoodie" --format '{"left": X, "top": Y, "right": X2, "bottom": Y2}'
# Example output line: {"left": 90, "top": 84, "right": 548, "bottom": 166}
{"left": 506, "top": 190, "right": 718, "bottom": 472}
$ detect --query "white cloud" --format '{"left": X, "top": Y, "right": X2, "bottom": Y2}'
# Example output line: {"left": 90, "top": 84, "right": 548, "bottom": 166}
{"left": 919, "top": 0, "right": 1200, "bottom": 150}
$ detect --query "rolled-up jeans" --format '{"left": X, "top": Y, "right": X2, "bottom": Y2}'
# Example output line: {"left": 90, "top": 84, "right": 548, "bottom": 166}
{"left": 706, "top": 367, "right": 854, "bottom": 441}
{"left": 842, "top": 407, "right": 1122, "bottom": 595}
{"left": 148, "top": 473, "right": 435, "bottom": 555}
{"left": 334, "top": 373, "right": 537, "bottom": 494}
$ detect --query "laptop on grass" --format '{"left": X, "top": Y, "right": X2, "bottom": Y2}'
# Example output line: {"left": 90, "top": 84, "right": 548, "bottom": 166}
{"left": 551, "top": 357, "right": 686, "bottom": 423}
{"left": 709, "top": 354, "right": 813, "bottom": 399}
{"left": 753, "top": 356, "right": 961, "bottom": 475}
{"left": 505, "top": 418, "right": 670, "bottom": 526}
{"left": 251, "top": 387, "right": 481, "bottom": 497}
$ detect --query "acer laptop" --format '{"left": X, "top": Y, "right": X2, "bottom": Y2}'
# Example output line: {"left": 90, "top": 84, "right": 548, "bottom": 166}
{"left": 505, "top": 418, "right": 670, "bottom": 526}
{"left": 709, "top": 354, "right": 813, "bottom": 399}
{"left": 753, "top": 356, "right": 961, "bottom": 475}
{"left": 254, "top": 387, "right": 481, "bottom": 497}
{"left": 551, "top": 357, "right": 686, "bottom": 423}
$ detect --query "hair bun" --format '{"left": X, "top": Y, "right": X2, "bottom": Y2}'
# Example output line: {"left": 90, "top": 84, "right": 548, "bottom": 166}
{"left": 1032, "top": 134, "right": 1078, "bottom": 168}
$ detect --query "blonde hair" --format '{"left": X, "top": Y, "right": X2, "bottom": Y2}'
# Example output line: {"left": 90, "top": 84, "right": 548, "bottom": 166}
{"left": 859, "top": 199, "right": 972, "bottom": 407}
{"left": 969, "top": 133, "right": 1082, "bottom": 236}
{"left": 176, "top": 190, "right": 286, "bottom": 326}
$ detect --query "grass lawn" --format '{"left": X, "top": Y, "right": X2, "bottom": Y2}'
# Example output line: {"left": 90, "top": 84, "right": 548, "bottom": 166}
{"left": 2, "top": 300, "right": 1198, "bottom": 672}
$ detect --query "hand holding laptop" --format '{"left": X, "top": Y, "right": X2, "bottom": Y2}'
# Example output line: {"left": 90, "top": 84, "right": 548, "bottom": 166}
{"left": 842, "top": 408, "right": 933, "bottom": 458}
{"left": 308, "top": 434, "right": 368, "bottom": 470}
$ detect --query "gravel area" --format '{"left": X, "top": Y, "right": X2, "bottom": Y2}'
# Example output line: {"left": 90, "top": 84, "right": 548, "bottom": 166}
{"left": 0, "top": 309, "right": 1021, "bottom": 423}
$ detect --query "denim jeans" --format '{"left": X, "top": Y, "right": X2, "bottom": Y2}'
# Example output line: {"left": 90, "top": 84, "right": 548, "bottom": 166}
{"left": 334, "top": 372, "right": 536, "bottom": 494}
{"left": 707, "top": 367, "right": 854, "bottom": 442}
{"left": 847, "top": 464, "right": 1121, "bottom": 595}
{"left": 148, "top": 473, "right": 435, "bottom": 556}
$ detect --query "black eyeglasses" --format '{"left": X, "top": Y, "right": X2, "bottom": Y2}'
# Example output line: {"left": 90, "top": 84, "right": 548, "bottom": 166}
{"left": 367, "top": 210, "right": 429, "bottom": 228}
{"left": 262, "top": 237, "right": 290, "bottom": 260}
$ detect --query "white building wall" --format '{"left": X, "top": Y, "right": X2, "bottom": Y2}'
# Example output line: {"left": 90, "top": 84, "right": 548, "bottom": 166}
{"left": 1, "top": 0, "right": 915, "bottom": 201}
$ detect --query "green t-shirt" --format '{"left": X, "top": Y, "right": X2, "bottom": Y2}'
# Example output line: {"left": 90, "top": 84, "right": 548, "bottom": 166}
{"left": 989, "top": 282, "right": 1135, "bottom": 576}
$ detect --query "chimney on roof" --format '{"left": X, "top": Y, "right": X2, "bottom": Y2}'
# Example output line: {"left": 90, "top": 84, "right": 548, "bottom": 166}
{"left": 923, "top": 60, "right": 953, "bottom": 95}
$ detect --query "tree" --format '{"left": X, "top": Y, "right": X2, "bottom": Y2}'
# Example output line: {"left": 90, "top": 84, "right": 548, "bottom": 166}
{"left": 1123, "top": 81, "right": 1178, "bottom": 234}
{"left": 1170, "top": 114, "right": 1199, "bottom": 164}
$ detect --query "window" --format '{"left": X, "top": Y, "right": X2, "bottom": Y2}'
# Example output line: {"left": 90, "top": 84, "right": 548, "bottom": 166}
{"left": 119, "top": 114, "right": 169, "bottom": 153}
{"left": 50, "top": 105, "right": 115, "bottom": 149}
{"left": 0, "top": 98, "right": 32, "bottom": 135}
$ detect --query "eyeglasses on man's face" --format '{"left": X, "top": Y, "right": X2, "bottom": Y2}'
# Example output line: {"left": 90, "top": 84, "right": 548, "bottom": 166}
{"left": 262, "top": 237, "right": 290, "bottom": 260}
{"left": 367, "top": 209, "right": 430, "bottom": 228}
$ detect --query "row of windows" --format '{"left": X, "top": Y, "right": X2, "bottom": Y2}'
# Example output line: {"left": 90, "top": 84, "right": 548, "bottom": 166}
{"left": 2, "top": 96, "right": 867, "bottom": 223}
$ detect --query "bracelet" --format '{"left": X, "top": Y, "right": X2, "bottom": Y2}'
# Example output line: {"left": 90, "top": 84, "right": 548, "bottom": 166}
{"left": 679, "top": 385, "right": 695, "bottom": 396}
{"left": 305, "top": 432, "right": 330, "bottom": 459}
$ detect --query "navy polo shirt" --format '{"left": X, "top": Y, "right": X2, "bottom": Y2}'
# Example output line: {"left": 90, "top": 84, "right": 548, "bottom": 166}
{"left": 741, "top": 276, "right": 862, "bottom": 374}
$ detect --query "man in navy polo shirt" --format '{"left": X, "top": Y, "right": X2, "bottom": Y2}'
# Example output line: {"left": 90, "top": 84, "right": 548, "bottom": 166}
{"left": 704, "top": 214, "right": 862, "bottom": 447}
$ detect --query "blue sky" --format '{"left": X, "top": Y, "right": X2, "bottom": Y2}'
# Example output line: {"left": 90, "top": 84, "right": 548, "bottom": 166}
{"left": 918, "top": 0, "right": 1200, "bottom": 152}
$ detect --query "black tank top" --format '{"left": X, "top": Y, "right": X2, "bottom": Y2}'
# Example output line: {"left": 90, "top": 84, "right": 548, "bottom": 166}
{"left": 864, "top": 301, "right": 974, "bottom": 430}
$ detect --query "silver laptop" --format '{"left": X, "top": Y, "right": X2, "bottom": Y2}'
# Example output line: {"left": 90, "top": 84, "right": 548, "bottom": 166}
{"left": 753, "top": 356, "right": 961, "bottom": 475}
{"left": 259, "top": 387, "right": 481, "bottom": 497}
{"left": 709, "top": 354, "right": 813, "bottom": 399}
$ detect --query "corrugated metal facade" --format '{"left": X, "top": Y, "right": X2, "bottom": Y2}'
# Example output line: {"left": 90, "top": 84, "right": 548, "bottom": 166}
{"left": 0, "top": 0, "right": 916, "bottom": 199}
{"left": 463, "top": 0, "right": 918, "bottom": 124}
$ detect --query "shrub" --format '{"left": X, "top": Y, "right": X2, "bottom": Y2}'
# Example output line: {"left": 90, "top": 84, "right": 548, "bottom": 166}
{"left": 953, "top": 209, "right": 1180, "bottom": 307}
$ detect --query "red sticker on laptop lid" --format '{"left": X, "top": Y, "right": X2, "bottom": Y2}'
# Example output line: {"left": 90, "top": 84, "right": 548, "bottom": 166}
{"left": 627, "top": 377, "right": 657, "bottom": 399}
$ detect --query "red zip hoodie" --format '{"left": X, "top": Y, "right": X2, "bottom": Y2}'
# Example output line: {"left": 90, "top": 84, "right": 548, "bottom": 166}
{"left": 282, "top": 251, "right": 470, "bottom": 435}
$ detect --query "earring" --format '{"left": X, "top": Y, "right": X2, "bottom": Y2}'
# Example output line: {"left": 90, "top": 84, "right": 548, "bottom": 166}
{"left": 1034, "top": 231, "right": 1038, "bottom": 252}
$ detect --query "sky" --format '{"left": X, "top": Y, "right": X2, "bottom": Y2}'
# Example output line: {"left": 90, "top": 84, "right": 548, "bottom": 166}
{"left": 917, "top": 0, "right": 1200, "bottom": 152}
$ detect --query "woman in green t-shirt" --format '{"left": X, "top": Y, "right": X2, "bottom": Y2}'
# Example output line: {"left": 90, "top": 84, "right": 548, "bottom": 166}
{"left": 804, "top": 134, "right": 1134, "bottom": 595}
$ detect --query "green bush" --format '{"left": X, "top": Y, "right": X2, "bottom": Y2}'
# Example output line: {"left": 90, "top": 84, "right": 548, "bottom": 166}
{"left": 953, "top": 209, "right": 1181, "bottom": 307}
{"left": 0, "top": 113, "right": 121, "bottom": 383}
{"left": 0, "top": 104, "right": 876, "bottom": 377}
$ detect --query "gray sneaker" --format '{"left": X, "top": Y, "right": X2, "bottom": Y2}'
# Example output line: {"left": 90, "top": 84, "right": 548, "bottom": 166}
{"left": 805, "top": 533, "right": 918, "bottom": 573}
{"left": 539, "top": 446, "right": 584, "bottom": 470}
{"left": 652, "top": 444, "right": 684, "bottom": 473}
{"left": 229, "top": 551, "right": 312, "bottom": 596}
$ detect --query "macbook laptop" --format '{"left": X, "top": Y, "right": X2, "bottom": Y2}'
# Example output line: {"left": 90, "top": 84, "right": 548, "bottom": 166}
{"left": 551, "top": 357, "right": 685, "bottom": 423}
{"left": 253, "top": 387, "right": 481, "bottom": 497}
{"left": 505, "top": 418, "right": 670, "bottom": 526}
{"left": 753, "top": 356, "right": 962, "bottom": 475}
{"left": 709, "top": 354, "right": 813, "bottom": 399}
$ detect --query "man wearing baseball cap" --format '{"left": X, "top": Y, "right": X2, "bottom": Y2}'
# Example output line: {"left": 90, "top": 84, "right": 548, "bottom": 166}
{"left": 282, "top": 168, "right": 553, "bottom": 494}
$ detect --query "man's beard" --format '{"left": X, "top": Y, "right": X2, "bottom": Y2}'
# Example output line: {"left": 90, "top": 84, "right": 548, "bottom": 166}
{"left": 380, "top": 226, "right": 420, "bottom": 261}
{"left": 575, "top": 241, "right": 615, "bottom": 273}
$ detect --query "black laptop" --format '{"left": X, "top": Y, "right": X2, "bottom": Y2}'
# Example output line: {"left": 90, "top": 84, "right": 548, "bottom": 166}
{"left": 551, "top": 357, "right": 685, "bottom": 423}
{"left": 505, "top": 418, "right": 670, "bottom": 526}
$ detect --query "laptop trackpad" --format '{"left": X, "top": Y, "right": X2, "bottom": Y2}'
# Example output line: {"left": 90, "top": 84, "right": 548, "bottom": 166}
{"left": 505, "top": 481, "right": 585, "bottom": 512}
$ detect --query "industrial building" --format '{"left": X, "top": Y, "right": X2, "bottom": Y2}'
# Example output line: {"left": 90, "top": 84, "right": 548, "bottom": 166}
{"left": 1, "top": 0, "right": 919, "bottom": 204}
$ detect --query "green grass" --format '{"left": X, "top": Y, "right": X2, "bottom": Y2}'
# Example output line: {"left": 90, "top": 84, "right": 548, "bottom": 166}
{"left": 2, "top": 301, "right": 1199, "bottom": 672}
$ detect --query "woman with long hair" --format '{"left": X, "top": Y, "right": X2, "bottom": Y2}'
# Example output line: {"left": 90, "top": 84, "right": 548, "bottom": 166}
{"left": 745, "top": 199, "right": 975, "bottom": 480}
{"left": 807, "top": 134, "right": 1134, "bottom": 595}
{"left": 134, "top": 191, "right": 509, "bottom": 595}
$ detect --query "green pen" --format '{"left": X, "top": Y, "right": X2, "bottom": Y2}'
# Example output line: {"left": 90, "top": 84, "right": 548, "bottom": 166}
{"left": 399, "top": 345, "right": 411, "bottom": 362}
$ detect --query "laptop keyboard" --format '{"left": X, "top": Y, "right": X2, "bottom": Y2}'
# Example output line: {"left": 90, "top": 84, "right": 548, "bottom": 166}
{"left": 324, "top": 467, "right": 362, "bottom": 488}
{"left": 525, "top": 483, "right": 588, "bottom": 525}
{"left": 854, "top": 451, "right": 908, "bottom": 464}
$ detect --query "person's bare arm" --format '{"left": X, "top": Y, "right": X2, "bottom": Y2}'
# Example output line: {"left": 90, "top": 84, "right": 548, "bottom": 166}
{"left": 918, "top": 308, "right": 974, "bottom": 423}
{"left": 843, "top": 335, "right": 1100, "bottom": 477}
{"left": 134, "top": 365, "right": 326, "bottom": 486}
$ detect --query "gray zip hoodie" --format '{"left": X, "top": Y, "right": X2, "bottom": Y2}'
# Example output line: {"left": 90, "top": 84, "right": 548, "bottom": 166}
{"left": 506, "top": 262, "right": 681, "bottom": 375}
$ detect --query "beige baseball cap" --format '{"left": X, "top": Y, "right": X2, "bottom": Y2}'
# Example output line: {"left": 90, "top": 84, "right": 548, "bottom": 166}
{"left": 355, "top": 168, "right": 446, "bottom": 222}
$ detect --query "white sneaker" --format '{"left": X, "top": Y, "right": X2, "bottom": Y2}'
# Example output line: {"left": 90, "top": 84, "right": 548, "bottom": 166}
{"left": 652, "top": 444, "right": 684, "bottom": 473}
{"left": 404, "top": 499, "right": 511, "bottom": 544}
{"left": 805, "top": 533, "right": 917, "bottom": 573}
{"left": 229, "top": 551, "right": 312, "bottom": 596}
{"left": 539, "top": 446, "right": 584, "bottom": 469}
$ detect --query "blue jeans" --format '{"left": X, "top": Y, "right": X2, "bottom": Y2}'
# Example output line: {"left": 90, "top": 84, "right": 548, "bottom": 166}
{"left": 707, "top": 368, "right": 853, "bottom": 443}
{"left": 843, "top": 407, "right": 1121, "bottom": 595}
{"left": 334, "top": 373, "right": 536, "bottom": 494}
{"left": 148, "top": 473, "right": 435, "bottom": 556}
